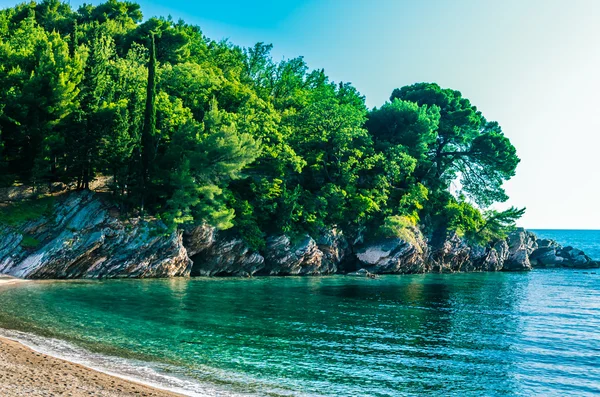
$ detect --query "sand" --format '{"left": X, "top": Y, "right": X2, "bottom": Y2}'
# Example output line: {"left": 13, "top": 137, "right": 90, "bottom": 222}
{"left": 0, "top": 337, "right": 187, "bottom": 397}
{"left": 0, "top": 276, "right": 29, "bottom": 287}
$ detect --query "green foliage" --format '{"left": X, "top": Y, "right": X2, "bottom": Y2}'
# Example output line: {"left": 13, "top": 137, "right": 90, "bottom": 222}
{"left": 379, "top": 215, "right": 420, "bottom": 248}
{"left": 366, "top": 99, "right": 439, "bottom": 162}
{"left": 0, "top": 196, "right": 55, "bottom": 226}
{"left": 229, "top": 197, "right": 265, "bottom": 250}
{"left": 435, "top": 196, "right": 525, "bottom": 245}
{"left": 0, "top": 1, "right": 523, "bottom": 248}
{"left": 478, "top": 207, "right": 526, "bottom": 242}
{"left": 20, "top": 234, "right": 40, "bottom": 249}
{"left": 389, "top": 83, "right": 520, "bottom": 208}
{"left": 443, "top": 199, "right": 485, "bottom": 240}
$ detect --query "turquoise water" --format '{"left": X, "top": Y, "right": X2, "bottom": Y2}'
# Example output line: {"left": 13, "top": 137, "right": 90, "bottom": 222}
{"left": 531, "top": 229, "right": 600, "bottom": 260}
{"left": 1, "top": 270, "right": 600, "bottom": 396}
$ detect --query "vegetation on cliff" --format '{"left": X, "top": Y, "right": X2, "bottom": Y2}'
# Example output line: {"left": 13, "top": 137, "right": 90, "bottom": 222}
{"left": 0, "top": 0, "right": 523, "bottom": 248}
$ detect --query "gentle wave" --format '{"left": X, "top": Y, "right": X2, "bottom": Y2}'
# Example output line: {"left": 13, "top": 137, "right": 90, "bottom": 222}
{"left": 0, "top": 328, "right": 244, "bottom": 397}
{"left": 0, "top": 270, "right": 599, "bottom": 396}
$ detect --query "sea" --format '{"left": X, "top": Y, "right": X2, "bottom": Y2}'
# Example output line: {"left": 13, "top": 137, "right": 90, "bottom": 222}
{"left": 0, "top": 230, "right": 598, "bottom": 397}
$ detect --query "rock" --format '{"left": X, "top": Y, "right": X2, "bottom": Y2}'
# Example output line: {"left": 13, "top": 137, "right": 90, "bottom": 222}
{"left": 471, "top": 240, "right": 510, "bottom": 272}
{"left": 503, "top": 229, "right": 535, "bottom": 271}
{"left": 562, "top": 247, "right": 583, "bottom": 258}
{"left": 0, "top": 191, "right": 191, "bottom": 279}
{"left": 188, "top": 233, "right": 264, "bottom": 277}
{"left": 429, "top": 233, "right": 471, "bottom": 272}
{"left": 530, "top": 246, "right": 563, "bottom": 267}
{"left": 316, "top": 229, "right": 350, "bottom": 274}
{"left": 346, "top": 268, "right": 371, "bottom": 277}
{"left": 184, "top": 228, "right": 347, "bottom": 277}
{"left": 354, "top": 227, "right": 428, "bottom": 274}
{"left": 426, "top": 232, "right": 510, "bottom": 273}
{"left": 556, "top": 246, "right": 596, "bottom": 268}
{"left": 183, "top": 224, "right": 215, "bottom": 257}
{"left": 537, "top": 239, "right": 558, "bottom": 248}
{"left": 425, "top": 230, "right": 512, "bottom": 273}
{"left": 263, "top": 235, "right": 325, "bottom": 275}
{"left": 529, "top": 243, "right": 598, "bottom": 269}
{"left": 1, "top": 192, "right": 598, "bottom": 279}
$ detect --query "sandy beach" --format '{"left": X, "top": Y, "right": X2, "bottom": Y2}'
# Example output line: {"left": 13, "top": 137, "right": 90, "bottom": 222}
{"left": 0, "top": 337, "right": 186, "bottom": 397}
{"left": 0, "top": 276, "right": 28, "bottom": 287}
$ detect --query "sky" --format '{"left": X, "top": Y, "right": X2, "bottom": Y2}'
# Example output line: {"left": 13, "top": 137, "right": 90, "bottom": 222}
{"left": 2, "top": 0, "right": 599, "bottom": 229}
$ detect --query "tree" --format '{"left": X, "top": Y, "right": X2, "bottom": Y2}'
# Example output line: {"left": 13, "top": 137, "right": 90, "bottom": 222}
{"left": 0, "top": 1, "right": 524, "bottom": 247}
{"left": 390, "top": 83, "right": 520, "bottom": 207}
{"left": 160, "top": 98, "right": 261, "bottom": 228}
{"left": 366, "top": 99, "right": 439, "bottom": 172}
{"left": 139, "top": 31, "right": 157, "bottom": 208}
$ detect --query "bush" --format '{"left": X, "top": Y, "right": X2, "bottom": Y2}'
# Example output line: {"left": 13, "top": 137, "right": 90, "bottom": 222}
{"left": 0, "top": 197, "right": 55, "bottom": 226}
{"left": 379, "top": 215, "right": 421, "bottom": 249}
{"left": 20, "top": 235, "right": 40, "bottom": 249}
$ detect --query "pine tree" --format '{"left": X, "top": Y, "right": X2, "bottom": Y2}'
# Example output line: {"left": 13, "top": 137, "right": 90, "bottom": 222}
{"left": 140, "top": 32, "right": 157, "bottom": 209}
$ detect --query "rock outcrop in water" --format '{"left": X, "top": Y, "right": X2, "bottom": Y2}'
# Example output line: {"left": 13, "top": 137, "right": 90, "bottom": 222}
{"left": 185, "top": 227, "right": 346, "bottom": 276}
{"left": 0, "top": 192, "right": 597, "bottom": 279}
{"left": 349, "top": 228, "right": 598, "bottom": 274}
{"left": 353, "top": 228, "right": 428, "bottom": 274}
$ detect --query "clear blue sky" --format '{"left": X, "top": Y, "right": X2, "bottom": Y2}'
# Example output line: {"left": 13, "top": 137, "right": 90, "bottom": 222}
{"left": 2, "top": 0, "right": 599, "bottom": 229}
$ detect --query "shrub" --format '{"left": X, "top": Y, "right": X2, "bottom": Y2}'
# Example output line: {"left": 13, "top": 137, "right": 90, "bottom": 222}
{"left": 0, "top": 197, "right": 55, "bottom": 226}
{"left": 20, "top": 235, "right": 40, "bottom": 249}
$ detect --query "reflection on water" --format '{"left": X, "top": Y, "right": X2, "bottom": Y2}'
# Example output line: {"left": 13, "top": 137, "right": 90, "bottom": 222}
{"left": 0, "top": 271, "right": 599, "bottom": 396}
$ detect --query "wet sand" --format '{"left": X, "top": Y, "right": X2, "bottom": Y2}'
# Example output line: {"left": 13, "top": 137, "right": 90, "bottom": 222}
{"left": 0, "top": 337, "right": 186, "bottom": 396}
{"left": 0, "top": 276, "right": 28, "bottom": 287}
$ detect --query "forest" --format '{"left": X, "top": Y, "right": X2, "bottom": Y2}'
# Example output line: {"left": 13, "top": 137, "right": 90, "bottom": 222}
{"left": 0, "top": 0, "right": 524, "bottom": 249}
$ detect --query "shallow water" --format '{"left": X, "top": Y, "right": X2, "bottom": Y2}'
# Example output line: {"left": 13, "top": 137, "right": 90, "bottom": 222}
{"left": 1, "top": 270, "right": 599, "bottom": 396}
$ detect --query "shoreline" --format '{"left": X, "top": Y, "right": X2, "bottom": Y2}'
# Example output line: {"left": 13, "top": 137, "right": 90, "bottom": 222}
{"left": 0, "top": 336, "right": 189, "bottom": 397}
{"left": 0, "top": 276, "right": 29, "bottom": 287}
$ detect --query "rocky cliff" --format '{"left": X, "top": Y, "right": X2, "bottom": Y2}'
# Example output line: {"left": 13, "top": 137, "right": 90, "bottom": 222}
{"left": 0, "top": 192, "right": 597, "bottom": 279}
{"left": 0, "top": 192, "right": 191, "bottom": 278}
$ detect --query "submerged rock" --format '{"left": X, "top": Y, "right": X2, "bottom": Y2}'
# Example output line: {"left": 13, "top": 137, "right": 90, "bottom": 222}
{"left": 346, "top": 268, "right": 377, "bottom": 278}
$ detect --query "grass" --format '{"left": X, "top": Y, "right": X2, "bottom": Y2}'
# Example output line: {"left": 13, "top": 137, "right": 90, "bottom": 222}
{"left": 20, "top": 235, "right": 41, "bottom": 249}
{"left": 0, "top": 196, "right": 55, "bottom": 226}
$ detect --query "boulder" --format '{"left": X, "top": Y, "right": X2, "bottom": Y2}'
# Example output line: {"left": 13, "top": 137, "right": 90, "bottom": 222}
{"left": 529, "top": 244, "right": 598, "bottom": 269}
{"left": 354, "top": 228, "right": 428, "bottom": 274}
{"left": 183, "top": 224, "right": 215, "bottom": 257}
{"left": 263, "top": 235, "right": 325, "bottom": 275}
{"left": 316, "top": 229, "right": 350, "bottom": 274}
{"left": 557, "top": 246, "right": 596, "bottom": 268}
{"left": 530, "top": 246, "right": 563, "bottom": 267}
{"left": 429, "top": 233, "right": 471, "bottom": 272}
{"left": 188, "top": 233, "right": 264, "bottom": 277}
{"left": 537, "top": 239, "right": 558, "bottom": 248}
{"left": 346, "top": 268, "right": 373, "bottom": 277}
{"left": 503, "top": 229, "right": 535, "bottom": 271}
